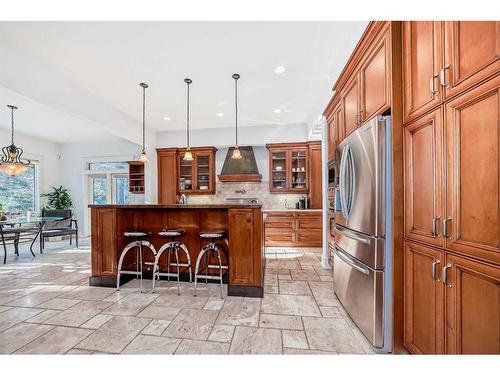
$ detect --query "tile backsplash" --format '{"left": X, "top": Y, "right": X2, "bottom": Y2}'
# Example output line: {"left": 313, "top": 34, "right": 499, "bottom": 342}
{"left": 185, "top": 181, "right": 305, "bottom": 210}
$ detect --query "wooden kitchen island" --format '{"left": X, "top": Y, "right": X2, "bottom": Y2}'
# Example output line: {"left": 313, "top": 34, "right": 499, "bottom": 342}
{"left": 88, "top": 204, "right": 264, "bottom": 297}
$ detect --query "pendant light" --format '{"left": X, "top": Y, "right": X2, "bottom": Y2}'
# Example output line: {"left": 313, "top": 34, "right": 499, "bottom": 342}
{"left": 183, "top": 78, "right": 194, "bottom": 161}
{"left": 231, "top": 73, "right": 242, "bottom": 159}
{"left": 0, "top": 105, "right": 31, "bottom": 176}
{"left": 138, "top": 82, "right": 149, "bottom": 163}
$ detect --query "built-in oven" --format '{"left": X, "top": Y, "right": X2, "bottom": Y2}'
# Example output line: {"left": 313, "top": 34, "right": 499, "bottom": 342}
{"left": 327, "top": 160, "right": 336, "bottom": 192}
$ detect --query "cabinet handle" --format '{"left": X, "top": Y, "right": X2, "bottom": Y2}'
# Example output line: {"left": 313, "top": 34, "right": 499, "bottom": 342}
{"left": 441, "top": 263, "right": 452, "bottom": 287}
{"left": 442, "top": 216, "right": 452, "bottom": 240}
{"left": 429, "top": 73, "right": 440, "bottom": 96}
{"left": 359, "top": 110, "right": 365, "bottom": 123}
{"left": 431, "top": 259, "right": 441, "bottom": 281}
{"left": 439, "top": 65, "right": 451, "bottom": 89}
{"left": 354, "top": 114, "right": 359, "bottom": 126}
{"left": 432, "top": 216, "right": 441, "bottom": 238}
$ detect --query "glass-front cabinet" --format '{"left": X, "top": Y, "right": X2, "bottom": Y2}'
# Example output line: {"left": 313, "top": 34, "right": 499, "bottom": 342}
{"left": 178, "top": 147, "right": 217, "bottom": 194}
{"left": 267, "top": 143, "right": 309, "bottom": 193}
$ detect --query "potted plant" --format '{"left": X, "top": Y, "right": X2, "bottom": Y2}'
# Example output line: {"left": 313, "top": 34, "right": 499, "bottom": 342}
{"left": 0, "top": 202, "right": 6, "bottom": 221}
{"left": 42, "top": 186, "right": 73, "bottom": 209}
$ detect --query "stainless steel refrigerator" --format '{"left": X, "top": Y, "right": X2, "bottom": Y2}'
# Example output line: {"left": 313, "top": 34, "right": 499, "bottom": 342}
{"left": 333, "top": 115, "right": 392, "bottom": 352}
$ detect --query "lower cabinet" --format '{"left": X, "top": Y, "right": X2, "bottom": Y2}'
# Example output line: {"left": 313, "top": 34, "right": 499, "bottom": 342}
{"left": 264, "top": 211, "right": 322, "bottom": 247}
{"left": 404, "top": 240, "right": 500, "bottom": 354}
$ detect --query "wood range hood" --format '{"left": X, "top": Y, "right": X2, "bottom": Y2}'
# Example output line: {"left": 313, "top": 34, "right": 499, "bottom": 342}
{"left": 218, "top": 146, "right": 262, "bottom": 182}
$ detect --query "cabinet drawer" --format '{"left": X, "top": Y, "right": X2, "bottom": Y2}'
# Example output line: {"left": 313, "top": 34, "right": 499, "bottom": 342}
{"left": 265, "top": 232, "right": 294, "bottom": 244}
{"left": 296, "top": 230, "right": 322, "bottom": 245}
{"left": 296, "top": 218, "right": 322, "bottom": 230}
{"left": 264, "top": 219, "right": 294, "bottom": 229}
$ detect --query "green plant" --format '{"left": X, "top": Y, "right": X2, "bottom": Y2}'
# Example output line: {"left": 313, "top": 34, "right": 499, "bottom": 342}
{"left": 42, "top": 186, "right": 73, "bottom": 209}
{"left": 0, "top": 202, "right": 4, "bottom": 215}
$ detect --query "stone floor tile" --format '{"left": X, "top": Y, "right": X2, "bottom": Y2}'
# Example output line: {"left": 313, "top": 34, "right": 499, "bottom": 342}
{"left": 259, "top": 313, "right": 303, "bottom": 330}
{"left": 266, "top": 259, "right": 301, "bottom": 270}
{"left": 45, "top": 300, "right": 112, "bottom": 327}
{"left": 229, "top": 326, "right": 282, "bottom": 354}
{"left": 175, "top": 339, "right": 229, "bottom": 354}
{"left": 319, "top": 306, "right": 342, "bottom": 318}
{"left": 103, "top": 293, "right": 158, "bottom": 316}
{"left": 15, "top": 326, "right": 92, "bottom": 354}
{"left": 37, "top": 297, "right": 81, "bottom": 310}
{"left": 290, "top": 269, "right": 320, "bottom": 281}
{"left": 0, "top": 306, "right": 44, "bottom": 332}
{"left": 137, "top": 305, "right": 181, "bottom": 320}
{"left": 6, "top": 290, "right": 63, "bottom": 308}
{"left": 65, "top": 348, "right": 95, "bottom": 355}
{"left": 208, "top": 325, "right": 235, "bottom": 343}
{"left": 152, "top": 290, "right": 209, "bottom": 309}
{"left": 25, "top": 309, "right": 61, "bottom": 323}
{"left": 80, "top": 314, "right": 113, "bottom": 329}
{"left": 282, "top": 329, "right": 308, "bottom": 349}
{"left": 284, "top": 348, "right": 337, "bottom": 355}
{"left": 162, "top": 309, "right": 218, "bottom": 340}
{"left": 0, "top": 323, "right": 54, "bottom": 354}
{"left": 141, "top": 319, "right": 171, "bottom": 336}
{"left": 261, "top": 294, "right": 321, "bottom": 317}
{"left": 264, "top": 285, "right": 279, "bottom": 294}
{"left": 60, "top": 285, "right": 116, "bottom": 301}
{"left": 308, "top": 281, "right": 340, "bottom": 307}
{"left": 278, "top": 280, "right": 312, "bottom": 295}
{"left": 76, "top": 316, "right": 151, "bottom": 354}
{"left": 215, "top": 297, "right": 260, "bottom": 327}
{"left": 0, "top": 306, "right": 11, "bottom": 313}
{"left": 303, "top": 317, "right": 364, "bottom": 353}
{"left": 121, "top": 334, "right": 181, "bottom": 354}
{"left": 277, "top": 274, "right": 292, "bottom": 280}
{"left": 203, "top": 297, "right": 225, "bottom": 311}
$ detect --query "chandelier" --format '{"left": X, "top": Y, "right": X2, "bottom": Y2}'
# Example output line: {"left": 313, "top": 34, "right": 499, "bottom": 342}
{"left": 0, "top": 105, "right": 31, "bottom": 176}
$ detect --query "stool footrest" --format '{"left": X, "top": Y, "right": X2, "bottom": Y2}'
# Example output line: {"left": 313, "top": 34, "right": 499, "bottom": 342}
{"left": 195, "top": 275, "right": 225, "bottom": 281}
{"left": 205, "top": 265, "right": 228, "bottom": 270}
{"left": 155, "top": 272, "right": 183, "bottom": 278}
{"left": 118, "top": 270, "right": 142, "bottom": 276}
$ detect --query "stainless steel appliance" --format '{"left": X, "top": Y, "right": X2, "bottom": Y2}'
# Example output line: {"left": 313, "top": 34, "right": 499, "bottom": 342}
{"left": 333, "top": 115, "right": 392, "bottom": 352}
{"left": 327, "top": 160, "right": 336, "bottom": 192}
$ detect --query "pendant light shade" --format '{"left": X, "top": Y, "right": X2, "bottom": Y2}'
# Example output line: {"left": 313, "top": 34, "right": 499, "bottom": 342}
{"left": 139, "top": 82, "right": 149, "bottom": 163}
{"left": 231, "top": 73, "right": 242, "bottom": 160}
{"left": 0, "top": 105, "right": 31, "bottom": 176}
{"left": 183, "top": 78, "right": 194, "bottom": 161}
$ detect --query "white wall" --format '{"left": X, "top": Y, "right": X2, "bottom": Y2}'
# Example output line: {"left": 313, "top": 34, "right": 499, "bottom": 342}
{"left": 0, "top": 128, "right": 61, "bottom": 210}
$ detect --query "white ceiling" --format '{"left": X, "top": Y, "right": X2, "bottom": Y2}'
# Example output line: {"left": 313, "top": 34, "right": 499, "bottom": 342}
{"left": 0, "top": 21, "right": 367, "bottom": 144}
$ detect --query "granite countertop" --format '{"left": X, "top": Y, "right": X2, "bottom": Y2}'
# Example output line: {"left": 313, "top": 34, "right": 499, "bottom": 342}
{"left": 262, "top": 208, "right": 323, "bottom": 212}
{"left": 88, "top": 204, "right": 262, "bottom": 209}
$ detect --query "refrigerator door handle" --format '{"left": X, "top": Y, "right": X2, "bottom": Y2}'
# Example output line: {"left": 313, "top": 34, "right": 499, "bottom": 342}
{"left": 347, "top": 144, "right": 356, "bottom": 216}
{"left": 339, "top": 146, "right": 348, "bottom": 219}
{"left": 334, "top": 245, "right": 370, "bottom": 275}
{"left": 334, "top": 225, "right": 371, "bottom": 245}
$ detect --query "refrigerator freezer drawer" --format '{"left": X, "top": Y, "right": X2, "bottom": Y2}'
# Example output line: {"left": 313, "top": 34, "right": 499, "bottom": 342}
{"left": 333, "top": 224, "right": 385, "bottom": 270}
{"left": 333, "top": 244, "right": 384, "bottom": 348}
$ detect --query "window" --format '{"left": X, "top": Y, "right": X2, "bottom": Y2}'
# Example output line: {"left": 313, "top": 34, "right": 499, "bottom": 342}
{"left": 0, "top": 164, "right": 37, "bottom": 213}
{"left": 88, "top": 162, "right": 128, "bottom": 171}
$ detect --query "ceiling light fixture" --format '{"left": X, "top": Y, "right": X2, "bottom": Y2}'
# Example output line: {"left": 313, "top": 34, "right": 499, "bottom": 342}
{"left": 273, "top": 108, "right": 282, "bottom": 114}
{"left": 183, "top": 78, "right": 194, "bottom": 161}
{"left": 274, "top": 65, "right": 286, "bottom": 75}
{"left": 163, "top": 116, "right": 171, "bottom": 121}
{"left": 231, "top": 73, "right": 242, "bottom": 160}
{"left": 138, "top": 82, "right": 149, "bottom": 163}
{"left": 0, "top": 105, "right": 31, "bottom": 176}
{"left": 216, "top": 112, "right": 224, "bottom": 117}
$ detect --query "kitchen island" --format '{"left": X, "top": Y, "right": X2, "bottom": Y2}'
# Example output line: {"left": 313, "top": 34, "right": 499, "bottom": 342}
{"left": 88, "top": 204, "right": 264, "bottom": 297}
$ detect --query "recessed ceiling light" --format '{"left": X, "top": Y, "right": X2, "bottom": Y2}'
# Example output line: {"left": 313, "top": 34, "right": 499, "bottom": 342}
{"left": 273, "top": 108, "right": 282, "bottom": 114}
{"left": 274, "top": 65, "right": 286, "bottom": 75}
{"left": 163, "top": 116, "right": 171, "bottom": 121}
{"left": 216, "top": 112, "right": 224, "bottom": 117}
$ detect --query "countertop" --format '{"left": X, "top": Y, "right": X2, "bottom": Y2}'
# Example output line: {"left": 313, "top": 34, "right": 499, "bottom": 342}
{"left": 88, "top": 203, "right": 262, "bottom": 209}
{"left": 262, "top": 208, "right": 323, "bottom": 212}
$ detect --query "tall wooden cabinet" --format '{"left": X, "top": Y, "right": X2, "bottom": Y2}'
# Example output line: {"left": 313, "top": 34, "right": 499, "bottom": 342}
{"left": 403, "top": 21, "right": 500, "bottom": 355}
{"left": 157, "top": 147, "right": 217, "bottom": 204}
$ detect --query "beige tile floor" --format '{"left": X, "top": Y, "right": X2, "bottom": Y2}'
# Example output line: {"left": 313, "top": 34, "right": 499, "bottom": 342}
{"left": 0, "top": 240, "right": 375, "bottom": 355}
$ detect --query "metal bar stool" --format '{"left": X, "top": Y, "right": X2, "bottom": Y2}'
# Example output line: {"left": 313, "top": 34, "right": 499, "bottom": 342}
{"left": 152, "top": 229, "right": 192, "bottom": 295}
{"left": 194, "top": 231, "right": 228, "bottom": 299}
{"left": 116, "top": 231, "right": 156, "bottom": 293}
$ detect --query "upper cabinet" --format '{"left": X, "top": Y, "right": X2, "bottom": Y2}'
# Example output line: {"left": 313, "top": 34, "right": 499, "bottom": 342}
{"left": 157, "top": 146, "right": 217, "bottom": 203}
{"left": 267, "top": 143, "right": 309, "bottom": 193}
{"left": 308, "top": 141, "right": 323, "bottom": 209}
{"left": 342, "top": 75, "right": 360, "bottom": 137}
{"left": 403, "top": 21, "right": 444, "bottom": 123}
{"left": 403, "top": 21, "right": 499, "bottom": 122}
{"left": 326, "top": 100, "right": 343, "bottom": 162}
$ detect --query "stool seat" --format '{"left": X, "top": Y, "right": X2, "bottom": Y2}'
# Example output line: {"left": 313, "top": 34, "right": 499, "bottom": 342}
{"left": 159, "top": 229, "right": 186, "bottom": 237}
{"left": 199, "top": 231, "right": 225, "bottom": 239}
{"left": 124, "top": 231, "right": 151, "bottom": 238}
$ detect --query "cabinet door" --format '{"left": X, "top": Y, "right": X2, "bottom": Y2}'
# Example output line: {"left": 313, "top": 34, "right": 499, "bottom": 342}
{"left": 443, "top": 21, "right": 500, "bottom": 99}
{"left": 228, "top": 209, "right": 256, "bottom": 286}
{"left": 360, "top": 30, "right": 390, "bottom": 121}
{"left": 327, "top": 111, "right": 337, "bottom": 162}
{"left": 269, "top": 150, "right": 288, "bottom": 191}
{"left": 196, "top": 153, "right": 212, "bottom": 192}
{"left": 404, "top": 108, "right": 444, "bottom": 247}
{"left": 342, "top": 75, "right": 360, "bottom": 137}
{"left": 178, "top": 153, "right": 194, "bottom": 193}
{"left": 334, "top": 102, "right": 344, "bottom": 144}
{"left": 444, "top": 253, "right": 500, "bottom": 354}
{"left": 404, "top": 241, "right": 445, "bottom": 354}
{"left": 157, "top": 151, "right": 177, "bottom": 204}
{"left": 403, "top": 21, "right": 444, "bottom": 123}
{"left": 445, "top": 75, "right": 500, "bottom": 264}
{"left": 308, "top": 143, "right": 323, "bottom": 209}
{"left": 290, "top": 148, "right": 308, "bottom": 192}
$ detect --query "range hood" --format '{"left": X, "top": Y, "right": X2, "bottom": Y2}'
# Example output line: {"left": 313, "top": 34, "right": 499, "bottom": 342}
{"left": 218, "top": 146, "right": 262, "bottom": 182}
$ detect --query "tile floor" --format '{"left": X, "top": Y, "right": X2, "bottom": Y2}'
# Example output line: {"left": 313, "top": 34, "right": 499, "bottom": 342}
{"left": 0, "top": 240, "right": 375, "bottom": 355}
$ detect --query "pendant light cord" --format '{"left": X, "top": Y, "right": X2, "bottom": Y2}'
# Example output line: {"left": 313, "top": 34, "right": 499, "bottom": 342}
{"left": 142, "top": 85, "right": 146, "bottom": 153}
{"left": 10, "top": 106, "right": 14, "bottom": 146}
{"left": 235, "top": 77, "right": 238, "bottom": 147}
{"left": 187, "top": 81, "right": 190, "bottom": 148}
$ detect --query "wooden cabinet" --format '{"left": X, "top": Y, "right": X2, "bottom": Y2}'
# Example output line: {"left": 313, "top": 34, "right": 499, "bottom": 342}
{"left": 404, "top": 108, "right": 444, "bottom": 248}
{"left": 266, "top": 142, "right": 311, "bottom": 193}
{"left": 444, "top": 253, "right": 500, "bottom": 354}
{"left": 404, "top": 241, "right": 445, "bottom": 354}
{"left": 342, "top": 75, "right": 360, "bottom": 137}
{"left": 360, "top": 30, "right": 391, "bottom": 122}
{"left": 443, "top": 21, "right": 500, "bottom": 99}
{"left": 264, "top": 210, "right": 322, "bottom": 247}
{"left": 326, "top": 101, "right": 342, "bottom": 162}
{"left": 444, "top": 75, "right": 500, "bottom": 264}
{"left": 157, "top": 147, "right": 217, "bottom": 203}
{"left": 403, "top": 21, "right": 444, "bottom": 123}
{"left": 308, "top": 141, "right": 322, "bottom": 209}
{"left": 127, "top": 161, "right": 145, "bottom": 194}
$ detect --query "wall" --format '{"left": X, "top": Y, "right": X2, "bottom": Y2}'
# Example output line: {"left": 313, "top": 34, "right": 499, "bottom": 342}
{"left": 0, "top": 128, "right": 61, "bottom": 210}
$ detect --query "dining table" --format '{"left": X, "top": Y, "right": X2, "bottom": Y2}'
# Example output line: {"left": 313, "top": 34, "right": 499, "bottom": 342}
{"left": 0, "top": 215, "right": 64, "bottom": 264}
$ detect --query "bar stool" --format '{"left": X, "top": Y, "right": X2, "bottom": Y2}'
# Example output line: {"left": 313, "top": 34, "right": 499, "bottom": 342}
{"left": 116, "top": 231, "right": 156, "bottom": 293}
{"left": 152, "top": 229, "right": 192, "bottom": 295}
{"left": 194, "top": 231, "right": 228, "bottom": 299}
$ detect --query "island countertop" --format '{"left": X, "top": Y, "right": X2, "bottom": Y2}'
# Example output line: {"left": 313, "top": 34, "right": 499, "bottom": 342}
{"left": 89, "top": 204, "right": 264, "bottom": 297}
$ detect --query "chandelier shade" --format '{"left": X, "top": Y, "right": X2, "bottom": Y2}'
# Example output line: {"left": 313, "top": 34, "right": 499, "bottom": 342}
{"left": 0, "top": 105, "right": 31, "bottom": 177}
